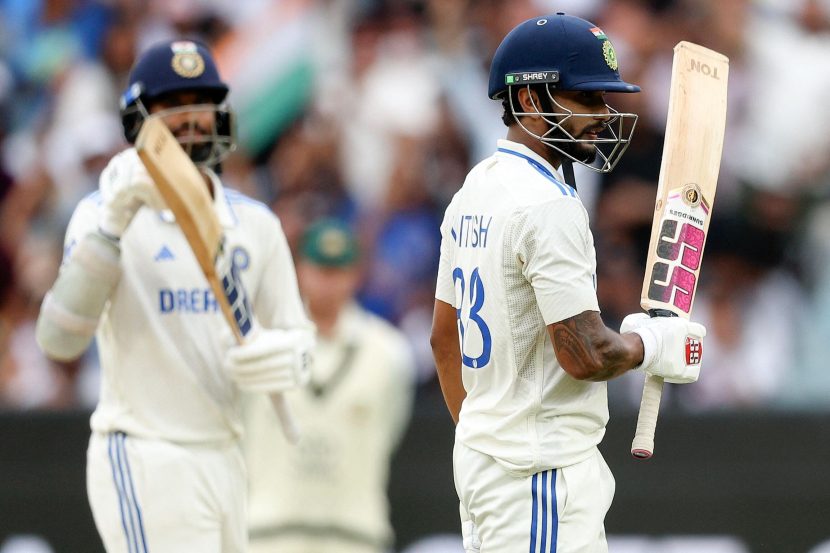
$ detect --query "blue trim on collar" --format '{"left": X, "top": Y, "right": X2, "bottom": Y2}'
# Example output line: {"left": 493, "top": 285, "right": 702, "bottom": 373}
{"left": 497, "top": 148, "right": 576, "bottom": 197}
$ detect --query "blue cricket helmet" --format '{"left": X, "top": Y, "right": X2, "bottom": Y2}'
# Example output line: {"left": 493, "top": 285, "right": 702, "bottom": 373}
{"left": 120, "top": 40, "right": 230, "bottom": 144}
{"left": 488, "top": 13, "right": 640, "bottom": 100}
{"left": 119, "top": 40, "right": 235, "bottom": 167}
{"left": 121, "top": 40, "right": 228, "bottom": 110}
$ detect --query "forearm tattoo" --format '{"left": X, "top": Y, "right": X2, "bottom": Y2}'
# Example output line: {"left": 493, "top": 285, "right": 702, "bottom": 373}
{"left": 551, "top": 312, "right": 633, "bottom": 381}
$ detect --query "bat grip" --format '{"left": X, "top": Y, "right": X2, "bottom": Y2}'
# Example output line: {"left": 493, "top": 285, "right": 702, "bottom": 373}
{"left": 630, "top": 309, "right": 677, "bottom": 459}
{"left": 270, "top": 393, "right": 300, "bottom": 444}
{"left": 632, "top": 374, "right": 664, "bottom": 459}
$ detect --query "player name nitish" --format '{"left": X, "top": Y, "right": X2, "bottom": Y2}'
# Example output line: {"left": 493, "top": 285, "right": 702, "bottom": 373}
{"left": 454, "top": 214, "right": 493, "bottom": 248}
{"left": 668, "top": 209, "right": 704, "bottom": 226}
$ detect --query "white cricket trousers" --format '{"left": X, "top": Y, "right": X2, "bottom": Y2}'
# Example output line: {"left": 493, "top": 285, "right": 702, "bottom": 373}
{"left": 453, "top": 440, "right": 615, "bottom": 553}
{"left": 86, "top": 431, "right": 247, "bottom": 553}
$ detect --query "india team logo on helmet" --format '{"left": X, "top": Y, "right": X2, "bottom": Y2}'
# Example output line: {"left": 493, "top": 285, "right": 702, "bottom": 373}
{"left": 603, "top": 41, "right": 619, "bottom": 71}
{"left": 170, "top": 41, "right": 205, "bottom": 78}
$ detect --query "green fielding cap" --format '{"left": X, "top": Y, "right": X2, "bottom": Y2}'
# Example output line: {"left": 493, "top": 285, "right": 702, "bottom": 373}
{"left": 300, "top": 218, "right": 358, "bottom": 267}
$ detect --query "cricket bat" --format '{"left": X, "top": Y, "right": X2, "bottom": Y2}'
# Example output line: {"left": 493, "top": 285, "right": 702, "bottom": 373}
{"left": 631, "top": 42, "right": 728, "bottom": 459}
{"left": 135, "top": 116, "right": 299, "bottom": 443}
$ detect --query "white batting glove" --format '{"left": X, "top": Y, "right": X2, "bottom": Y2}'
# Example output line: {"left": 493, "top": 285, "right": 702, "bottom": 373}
{"left": 621, "top": 313, "right": 706, "bottom": 384}
{"left": 98, "top": 148, "right": 166, "bottom": 239}
{"left": 223, "top": 328, "right": 313, "bottom": 393}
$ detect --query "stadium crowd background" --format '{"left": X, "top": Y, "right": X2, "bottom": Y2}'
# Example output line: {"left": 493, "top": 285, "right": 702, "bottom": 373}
{"left": 1, "top": 0, "right": 830, "bottom": 415}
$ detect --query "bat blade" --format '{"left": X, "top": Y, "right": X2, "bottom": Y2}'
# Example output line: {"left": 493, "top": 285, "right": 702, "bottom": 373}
{"left": 135, "top": 118, "right": 223, "bottom": 281}
{"left": 135, "top": 117, "right": 299, "bottom": 443}
{"left": 632, "top": 41, "right": 729, "bottom": 459}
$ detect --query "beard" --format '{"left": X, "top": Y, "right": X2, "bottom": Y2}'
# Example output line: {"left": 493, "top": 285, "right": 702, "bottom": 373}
{"left": 546, "top": 124, "right": 598, "bottom": 164}
{"left": 559, "top": 139, "right": 597, "bottom": 164}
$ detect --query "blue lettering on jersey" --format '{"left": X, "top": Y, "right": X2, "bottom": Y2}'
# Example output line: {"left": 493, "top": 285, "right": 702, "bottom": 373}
{"left": 456, "top": 215, "right": 493, "bottom": 248}
{"left": 159, "top": 288, "right": 219, "bottom": 314}
{"left": 453, "top": 266, "right": 492, "bottom": 369}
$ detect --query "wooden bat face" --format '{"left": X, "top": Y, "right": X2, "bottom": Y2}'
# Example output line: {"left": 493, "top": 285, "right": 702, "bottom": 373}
{"left": 640, "top": 42, "right": 729, "bottom": 319}
{"left": 135, "top": 116, "right": 250, "bottom": 343}
{"left": 644, "top": 184, "right": 711, "bottom": 315}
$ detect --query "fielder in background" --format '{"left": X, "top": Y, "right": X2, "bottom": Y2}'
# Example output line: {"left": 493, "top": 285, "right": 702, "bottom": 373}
{"left": 244, "top": 218, "right": 415, "bottom": 553}
{"left": 35, "top": 40, "right": 314, "bottom": 553}
{"left": 430, "top": 14, "right": 707, "bottom": 553}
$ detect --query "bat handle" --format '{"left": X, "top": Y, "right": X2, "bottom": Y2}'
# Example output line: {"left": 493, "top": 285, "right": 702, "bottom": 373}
{"left": 631, "top": 308, "right": 676, "bottom": 459}
{"left": 631, "top": 374, "right": 664, "bottom": 459}
{"left": 270, "top": 393, "right": 301, "bottom": 444}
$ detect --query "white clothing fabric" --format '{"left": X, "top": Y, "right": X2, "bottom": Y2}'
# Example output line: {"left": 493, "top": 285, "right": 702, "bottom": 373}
{"left": 435, "top": 139, "right": 605, "bottom": 475}
{"left": 245, "top": 303, "right": 415, "bottom": 553}
{"left": 57, "top": 148, "right": 311, "bottom": 552}
{"left": 453, "top": 440, "right": 614, "bottom": 553}
{"left": 86, "top": 431, "right": 247, "bottom": 553}
{"left": 60, "top": 160, "right": 311, "bottom": 444}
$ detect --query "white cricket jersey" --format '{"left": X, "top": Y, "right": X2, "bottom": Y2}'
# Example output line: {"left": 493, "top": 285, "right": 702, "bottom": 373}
{"left": 436, "top": 139, "right": 606, "bottom": 475}
{"left": 63, "top": 150, "right": 311, "bottom": 444}
{"left": 244, "top": 303, "right": 415, "bottom": 549}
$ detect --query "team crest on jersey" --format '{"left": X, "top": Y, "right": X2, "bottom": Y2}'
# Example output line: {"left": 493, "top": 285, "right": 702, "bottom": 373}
{"left": 231, "top": 246, "right": 250, "bottom": 270}
{"left": 685, "top": 336, "right": 702, "bottom": 365}
{"left": 170, "top": 41, "right": 205, "bottom": 78}
{"left": 602, "top": 40, "right": 618, "bottom": 71}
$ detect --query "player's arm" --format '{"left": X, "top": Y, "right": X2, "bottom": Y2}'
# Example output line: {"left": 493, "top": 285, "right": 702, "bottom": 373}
{"left": 36, "top": 149, "right": 164, "bottom": 361}
{"left": 431, "top": 298, "right": 464, "bottom": 424}
{"left": 548, "top": 310, "right": 643, "bottom": 381}
{"left": 548, "top": 310, "right": 706, "bottom": 383}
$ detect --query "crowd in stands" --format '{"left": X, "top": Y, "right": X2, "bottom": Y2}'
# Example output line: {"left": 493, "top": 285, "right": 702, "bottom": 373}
{"left": 1, "top": 0, "right": 830, "bottom": 412}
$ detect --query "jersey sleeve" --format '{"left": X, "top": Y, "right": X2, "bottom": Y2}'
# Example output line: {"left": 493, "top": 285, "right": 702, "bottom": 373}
{"left": 62, "top": 194, "right": 103, "bottom": 264}
{"left": 435, "top": 198, "right": 458, "bottom": 305}
{"left": 251, "top": 215, "right": 314, "bottom": 333}
{"left": 516, "top": 198, "right": 599, "bottom": 325}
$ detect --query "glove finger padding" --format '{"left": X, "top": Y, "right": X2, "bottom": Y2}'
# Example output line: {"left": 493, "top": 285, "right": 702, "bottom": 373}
{"left": 622, "top": 314, "right": 706, "bottom": 385}
{"left": 99, "top": 149, "right": 167, "bottom": 238}
{"left": 223, "top": 328, "right": 313, "bottom": 393}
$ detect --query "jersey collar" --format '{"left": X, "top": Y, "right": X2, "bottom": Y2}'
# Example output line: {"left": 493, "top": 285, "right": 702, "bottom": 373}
{"left": 495, "top": 139, "right": 576, "bottom": 196}
{"left": 495, "top": 140, "right": 566, "bottom": 180}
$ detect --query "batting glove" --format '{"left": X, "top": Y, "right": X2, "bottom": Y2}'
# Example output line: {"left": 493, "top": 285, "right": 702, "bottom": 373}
{"left": 98, "top": 148, "right": 166, "bottom": 239}
{"left": 621, "top": 313, "right": 706, "bottom": 384}
{"left": 223, "top": 327, "right": 313, "bottom": 393}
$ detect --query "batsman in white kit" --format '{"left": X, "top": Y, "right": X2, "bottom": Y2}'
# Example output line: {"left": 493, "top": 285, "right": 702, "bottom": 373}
{"left": 35, "top": 40, "right": 314, "bottom": 553}
{"left": 430, "top": 14, "right": 707, "bottom": 553}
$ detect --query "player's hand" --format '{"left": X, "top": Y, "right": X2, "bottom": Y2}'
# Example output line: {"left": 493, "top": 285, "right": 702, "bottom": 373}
{"left": 621, "top": 313, "right": 706, "bottom": 384}
{"left": 98, "top": 148, "right": 166, "bottom": 239}
{"left": 223, "top": 327, "right": 313, "bottom": 393}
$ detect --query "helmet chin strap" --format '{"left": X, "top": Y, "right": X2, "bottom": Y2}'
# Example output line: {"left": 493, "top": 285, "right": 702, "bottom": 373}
{"left": 561, "top": 159, "right": 576, "bottom": 191}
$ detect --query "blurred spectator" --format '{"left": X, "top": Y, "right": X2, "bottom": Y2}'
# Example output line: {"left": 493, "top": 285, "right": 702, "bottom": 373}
{"left": 0, "top": 0, "right": 827, "bottom": 414}
{"left": 244, "top": 218, "right": 415, "bottom": 553}
{"left": 674, "top": 215, "right": 805, "bottom": 410}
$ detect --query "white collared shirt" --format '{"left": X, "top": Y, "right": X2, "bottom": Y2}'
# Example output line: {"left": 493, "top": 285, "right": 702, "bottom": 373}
{"left": 63, "top": 150, "right": 312, "bottom": 443}
{"left": 435, "top": 139, "right": 605, "bottom": 474}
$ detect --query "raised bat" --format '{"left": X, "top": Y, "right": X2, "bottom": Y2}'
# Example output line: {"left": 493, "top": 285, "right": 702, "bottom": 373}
{"left": 135, "top": 116, "right": 299, "bottom": 443}
{"left": 632, "top": 41, "right": 729, "bottom": 459}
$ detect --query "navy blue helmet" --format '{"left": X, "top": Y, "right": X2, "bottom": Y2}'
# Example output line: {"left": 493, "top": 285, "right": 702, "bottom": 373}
{"left": 120, "top": 40, "right": 235, "bottom": 167}
{"left": 488, "top": 13, "right": 640, "bottom": 99}
{"left": 488, "top": 13, "right": 640, "bottom": 176}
